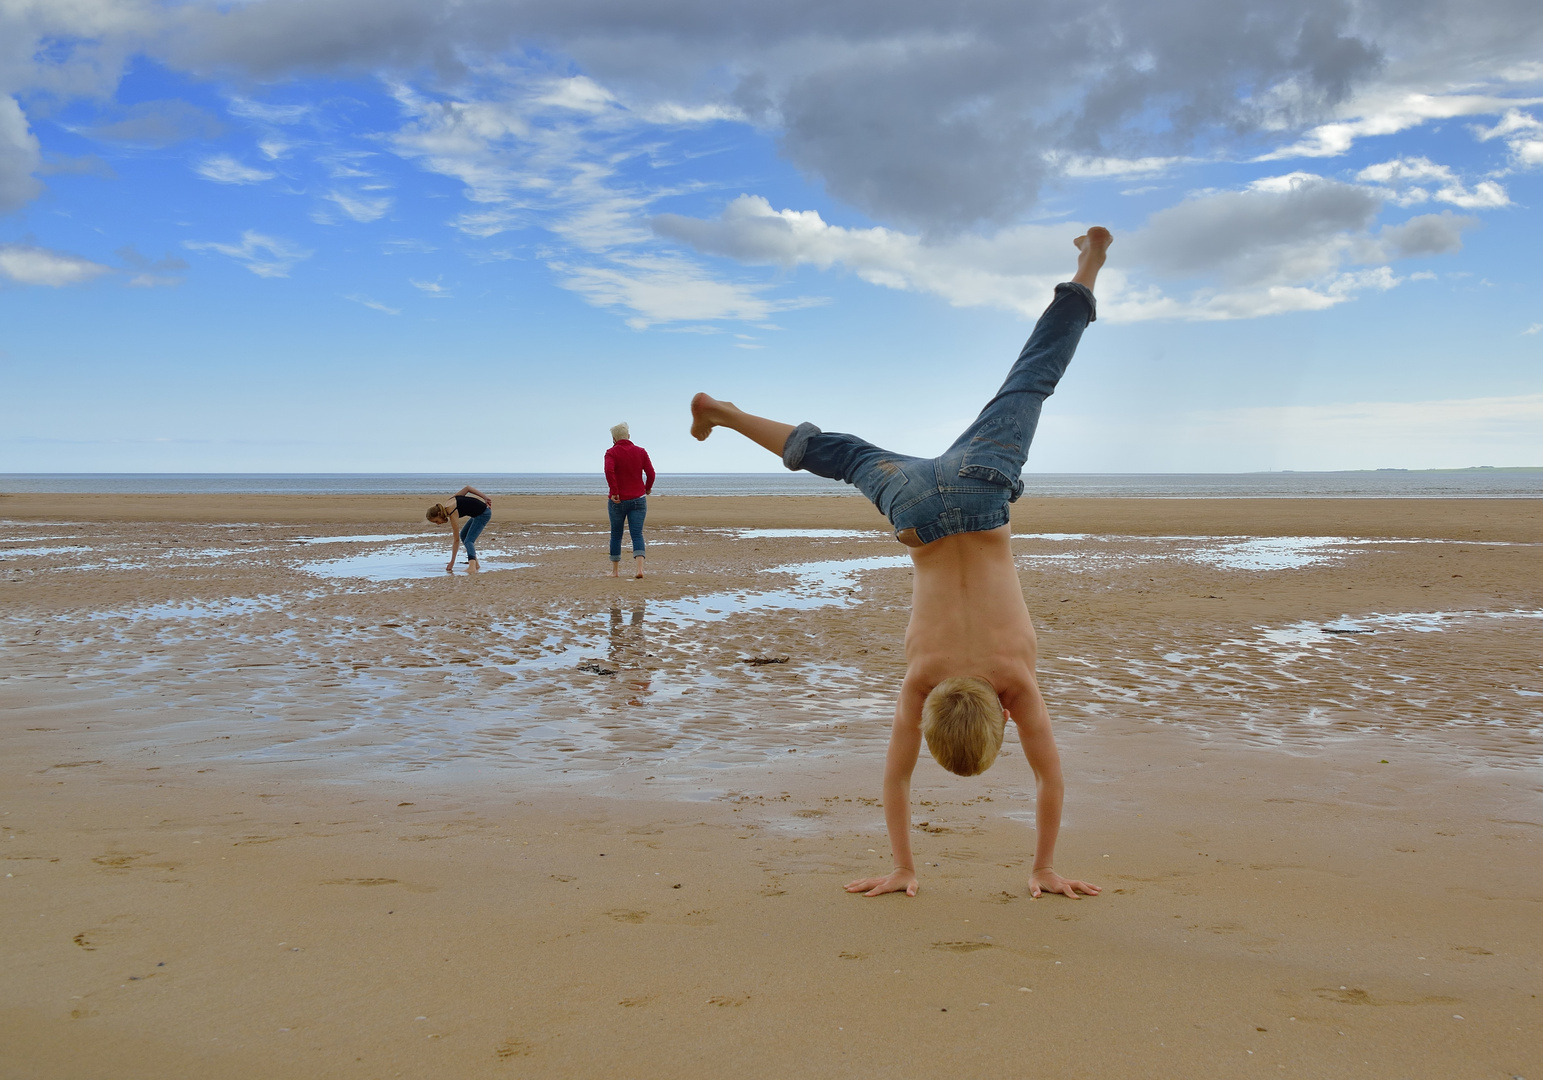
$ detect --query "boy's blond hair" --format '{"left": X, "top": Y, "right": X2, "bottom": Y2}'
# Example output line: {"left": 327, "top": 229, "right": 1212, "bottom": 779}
{"left": 921, "top": 676, "right": 1006, "bottom": 776}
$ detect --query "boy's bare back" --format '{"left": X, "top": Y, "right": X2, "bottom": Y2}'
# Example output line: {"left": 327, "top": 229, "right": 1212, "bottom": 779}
{"left": 902, "top": 524, "right": 1037, "bottom": 705}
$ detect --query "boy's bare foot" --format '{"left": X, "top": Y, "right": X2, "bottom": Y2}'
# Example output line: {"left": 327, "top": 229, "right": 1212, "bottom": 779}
{"left": 1072, "top": 226, "right": 1112, "bottom": 291}
{"left": 690, "top": 392, "right": 727, "bottom": 441}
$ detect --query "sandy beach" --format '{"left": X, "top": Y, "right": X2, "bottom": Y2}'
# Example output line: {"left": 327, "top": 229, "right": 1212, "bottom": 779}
{"left": 3, "top": 494, "right": 1541, "bottom": 1078}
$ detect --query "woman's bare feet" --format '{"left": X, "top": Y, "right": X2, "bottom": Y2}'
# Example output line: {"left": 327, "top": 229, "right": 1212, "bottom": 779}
{"left": 1072, "top": 227, "right": 1112, "bottom": 291}
{"left": 609, "top": 562, "right": 621, "bottom": 578}
{"left": 466, "top": 559, "right": 480, "bottom": 574}
{"left": 634, "top": 556, "right": 645, "bottom": 579}
{"left": 690, "top": 392, "right": 728, "bottom": 441}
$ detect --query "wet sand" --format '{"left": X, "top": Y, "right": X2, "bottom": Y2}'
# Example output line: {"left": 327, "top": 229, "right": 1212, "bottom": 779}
{"left": 2, "top": 496, "right": 1541, "bottom": 1078}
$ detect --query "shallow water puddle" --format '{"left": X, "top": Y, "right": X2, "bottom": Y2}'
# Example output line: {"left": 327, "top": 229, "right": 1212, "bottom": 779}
{"left": 652, "top": 555, "right": 911, "bottom": 623}
{"left": 303, "top": 544, "right": 533, "bottom": 580}
{"left": 733, "top": 528, "right": 889, "bottom": 540}
{"left": 1041, "top": 606, "right": 1543, "bottom": 757}
{"left": 494, "top": 554, "right": 912, "bottom": 673}
{"left": 1257, "top": 608, "right": 1543, "bottom": 654}
{"left": 1016, "top": 533, "right": 1534, "bottom": 574}
{"left": 295, "top": 532, "right": 427, "bottom": 545}
{"left": 86, "top": 595, "right": 292, "bottom": 622}
{"left": 1017, "top": 534, "right": 1369, "bottom": 572}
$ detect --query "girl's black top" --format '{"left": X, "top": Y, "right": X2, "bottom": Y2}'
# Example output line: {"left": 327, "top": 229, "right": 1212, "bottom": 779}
{"left": 454, "top": 494, "right": 489, "bottom": 518}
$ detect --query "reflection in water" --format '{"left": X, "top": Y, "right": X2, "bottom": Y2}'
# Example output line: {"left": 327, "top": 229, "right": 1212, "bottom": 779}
{"left": 608, "top": 601, "right": 648, "bottom": 664}
{"left": 609, "top": 601, "right": 653, "bottom": 704}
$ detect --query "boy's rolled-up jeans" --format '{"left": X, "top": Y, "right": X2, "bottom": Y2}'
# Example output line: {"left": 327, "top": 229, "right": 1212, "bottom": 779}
{"left": 782, "top": 282, "right": 1094, "bottom": 547}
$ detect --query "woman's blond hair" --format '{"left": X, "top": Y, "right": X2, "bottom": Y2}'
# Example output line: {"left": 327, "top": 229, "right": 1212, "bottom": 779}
{"left": 610, "top": 421, "right": 629, "bottom": 442}
{"left": 921, "top": 676, "right": 1006, "bottom": 776}
{"left": 426, "top": 503, "right": 449, "bottom": 523}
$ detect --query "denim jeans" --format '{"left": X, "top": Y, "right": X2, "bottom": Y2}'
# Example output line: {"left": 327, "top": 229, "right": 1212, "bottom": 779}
{"left": 459, "top": 508, "right": 491, "bottom": 561}
{"left": 782, "top": 282, "right": 1094, "bottom": 545}
{"left": 608, "top": 496, "right": 647, "bottom": 561}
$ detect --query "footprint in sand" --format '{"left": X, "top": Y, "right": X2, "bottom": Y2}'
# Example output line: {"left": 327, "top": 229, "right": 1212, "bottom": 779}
{"left": 91, "top": 853, "right": 146, "bottom": 870}
{"left": 494, "top": 1038, "right": 533, "bottom": 1059}
{"left": 607, "top": 909, "right": 649, "bottom": 923}
{"left": 932, "top": 941, "right": 993, "bottom": 954}
{"left": 319, "top": 878, "right": 398, "bottom": 886}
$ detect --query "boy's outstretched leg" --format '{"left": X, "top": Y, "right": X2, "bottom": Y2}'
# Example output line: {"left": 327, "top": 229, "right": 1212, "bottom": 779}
{"left": 1073, "top": 226, "right": 1112, "bottom": 292}
{"left": 690, "top": 393, "right": 796, "bottom": 459}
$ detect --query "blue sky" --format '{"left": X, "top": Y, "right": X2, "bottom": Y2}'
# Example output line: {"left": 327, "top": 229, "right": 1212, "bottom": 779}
{"left": 2, "top": 1, "right": 1541, "bottom": 473}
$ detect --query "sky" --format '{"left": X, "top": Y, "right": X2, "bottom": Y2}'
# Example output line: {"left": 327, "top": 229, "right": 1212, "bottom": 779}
{"left": 2, "top": 0, "right": 1541, "bottom": 474}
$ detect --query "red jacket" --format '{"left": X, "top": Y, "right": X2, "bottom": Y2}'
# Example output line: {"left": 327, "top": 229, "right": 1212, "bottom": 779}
{"left": 605, "top": 440, "right": 655, "bottom": 500}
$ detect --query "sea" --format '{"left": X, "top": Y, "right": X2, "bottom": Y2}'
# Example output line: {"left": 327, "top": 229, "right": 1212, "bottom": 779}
{"left": 4, "top": 470, "right": 1543, "bottom": 498}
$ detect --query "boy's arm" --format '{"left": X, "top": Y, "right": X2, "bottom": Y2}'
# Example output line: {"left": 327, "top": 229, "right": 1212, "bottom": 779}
{"left": 1008, "top": 687, "right": 1100, "bottom": 899}
{"left": 845, "top": 685, "right": 925, "bottom": 897}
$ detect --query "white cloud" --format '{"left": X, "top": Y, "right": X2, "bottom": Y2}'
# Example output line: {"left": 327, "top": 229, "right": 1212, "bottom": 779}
{"left": 228, "top": 99, "right": 313, "bottom": 125}
{"left": 552, "top": 252, "right": 821, "bottom": 329}
{"left": 0, "top": 242, "right": 110, "bottom": 286}
{"left": 534, "top": 76, "right": 616, "bottom": 114}
{"left": 656, "top": 171, "right": 1493, "bottom": 323}
{"left": 386, "top": 75, "right": 791, "bottom": 327}
{"left": 0, "top": 96, "right": 43, "bottom": 212}
{"left": 1257, "top": 91, "right": 1543, "bottom": 160}
{"left": 1524, "top": 323, "right": 1542, "bottom": 335}
{"left": 410, "top": 277, "right": 450, "bottom": 296}
{"left": 1355, "top": 156, "right": 1510, "bottom": 208}
{"left": 183, "top": 231, "right": 311, "bottom": 277}
{"left": 654, "top": 183, "right": 1476, "bottom": 325}
{"left": 1472, "top": 109, "right": 1543, "bottom": 170}
{"left": 1048, "top": 153, "right": 1188, "bottom": 179}
{"left": 344, "top": 294, "right": 399, "bottom": 315}
{"left": 257, "top": 138, "right": 291, "bottom": 160}
{"left": 194, "top": 155, "right": 274, "bottom": 184}
{"left": 323, "top": 189, "right": 392, "bottom": 222}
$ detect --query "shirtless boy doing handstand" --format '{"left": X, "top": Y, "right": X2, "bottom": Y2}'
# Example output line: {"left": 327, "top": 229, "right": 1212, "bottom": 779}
{"left": 690, "top": 228, "right": 1111, "bottom": 900}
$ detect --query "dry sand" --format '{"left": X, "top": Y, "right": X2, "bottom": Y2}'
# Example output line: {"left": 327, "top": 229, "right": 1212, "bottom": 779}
{"left": 3, "top": 495, "right": 1541, "bottom": 1078}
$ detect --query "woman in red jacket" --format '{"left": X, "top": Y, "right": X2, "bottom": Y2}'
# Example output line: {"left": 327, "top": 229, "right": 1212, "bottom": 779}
{"left": 605, "top": 422, "right": 655, "bottom": 578}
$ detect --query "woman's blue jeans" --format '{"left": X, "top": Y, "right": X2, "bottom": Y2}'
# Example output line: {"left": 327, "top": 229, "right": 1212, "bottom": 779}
{"left": 459, "top": 509, "right": 491, "bottom": 561}
{"left": 781, "top": 281, "right": 1094, "bottom": 545}
{"left": 609, "top": 497, "right": 647, "bottom": 561}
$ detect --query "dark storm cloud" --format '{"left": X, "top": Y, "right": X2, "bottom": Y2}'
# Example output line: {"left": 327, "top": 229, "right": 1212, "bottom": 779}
{"left": 1376, "top": 211, "right": 1474, "bottom": 258}
{"left": 1126, "top": 178, "right": 1382, "bottom": 283}
{"left": 154, "top": 0, "right": 1396, "bottom": 230}
{"left": 6, "top": 0, "right": 1542, "bottom": 230}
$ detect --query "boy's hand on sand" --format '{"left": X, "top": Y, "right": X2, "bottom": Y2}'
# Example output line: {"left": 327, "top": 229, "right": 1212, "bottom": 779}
{"left": 1029, "top": 869, "right": 1100, "bottom": 899}
{"left": 844, "top": 868, "right": 918, "bottom": 897}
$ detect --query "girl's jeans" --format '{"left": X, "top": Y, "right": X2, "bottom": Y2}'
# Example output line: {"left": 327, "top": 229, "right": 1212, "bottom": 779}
{"left": 459, "top": 509, "right": 491, "bottom": 561}
{"left": 609, "top": 497, "right": 647, "bottom": 561}
{"left": 781, "top": 282, "right": 1094, "bottom": 546}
